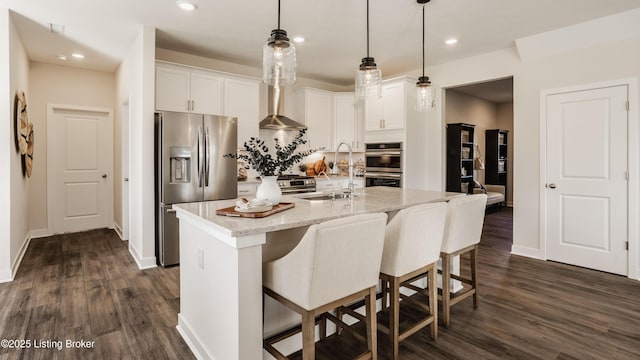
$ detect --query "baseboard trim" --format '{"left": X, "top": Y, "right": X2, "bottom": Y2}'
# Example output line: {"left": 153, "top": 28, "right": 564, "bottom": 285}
{"left": 511, "top": 245, "right": 544, "bottom": 260}
{"left": 112, "top": 223, "right": 125, "bottom": 241}
{"left": 1, "top": 231, "right": 34, "bottom": 283}
{"left": 0, "top": 269, "right": 12, "bottom": 283}
{"left": 10, "top": 232, "right": 32, "bottom": 279}
{"left": 29, "top": 228, "right": 51, "bottom": 239}
{"left": 128, "top": 244, "right": 157, "bottom": 270}
{"left": 177, "top": 314, "right": 211, "bottom": 360}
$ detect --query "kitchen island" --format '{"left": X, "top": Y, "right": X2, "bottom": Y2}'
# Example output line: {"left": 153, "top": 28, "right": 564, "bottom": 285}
{"left": 173, "top": 186, "right": 461, "bottom": 360}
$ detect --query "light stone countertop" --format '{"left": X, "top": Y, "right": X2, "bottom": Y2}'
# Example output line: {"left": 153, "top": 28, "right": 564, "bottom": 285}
{"left": 173, "top": 187, "right": 462, "bottom": 237}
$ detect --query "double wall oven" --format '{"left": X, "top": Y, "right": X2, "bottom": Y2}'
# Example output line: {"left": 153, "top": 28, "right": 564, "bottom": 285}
{"left": 364, "top": 142, "right": 403, "bottom": 188}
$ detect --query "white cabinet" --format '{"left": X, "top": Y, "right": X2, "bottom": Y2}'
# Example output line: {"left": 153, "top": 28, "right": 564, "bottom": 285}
{"left": 237, "top": 182, "right": 257, "bottom": 197}
{"left": 315, "top": 178, "right": 340, "bottom": 191}
{"left": 335, "top": 93, "right": 364, "bottom": 151}
{"left": 298, "top": 88, "right": 334, "bottom": 151}
{"left": 364, "top": 81, "right": 406, "bottom": 131}
{"left": 156, "top": 62, "right": 261, "bottom": 147}
{"left": 224, "top": 77, "right": 260, "bottom": 146}
{"left": 156, "top": 64, "right": 223, "bottom": 115}
{"left": 315, "top": 177, "right": 364, "bottom": 191}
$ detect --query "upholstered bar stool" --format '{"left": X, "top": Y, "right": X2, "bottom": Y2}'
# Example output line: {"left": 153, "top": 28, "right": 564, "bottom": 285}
{"left": 377, "top": 202, "right": 447, "bottom": 360}
{"left": 263, "top": 213, "right": 388, "bottom": 360}
{"left": 439, "top": 194, "right": 487, "bottom": 327}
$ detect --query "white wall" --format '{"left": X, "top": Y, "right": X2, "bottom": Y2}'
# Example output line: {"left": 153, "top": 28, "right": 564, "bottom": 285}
{"left": 0, "top": 9, "right": 30, "bottom": 282}
{"left": 415, "top": 15, "right": 640, "bottom": 277}
{"left": 28, "top": 62, "right": 116, "bottom": 233}
{"left": 0, "top": 9, "right": 12, "bottom": 281}
{"left": 116, "top": 26, "right": 156, "bottom": 269}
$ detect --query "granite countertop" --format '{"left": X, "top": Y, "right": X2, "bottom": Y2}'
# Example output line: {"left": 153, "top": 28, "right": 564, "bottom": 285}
{"left": 173, "top": 187, "right": 461, "bottom": 237}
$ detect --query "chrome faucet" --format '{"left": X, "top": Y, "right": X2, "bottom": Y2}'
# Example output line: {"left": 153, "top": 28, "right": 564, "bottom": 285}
{"left": 334, "top": 140, "right": 355, "bottom": 198}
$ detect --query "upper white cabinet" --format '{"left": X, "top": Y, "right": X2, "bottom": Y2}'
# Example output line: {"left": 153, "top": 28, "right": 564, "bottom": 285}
{"left": 155, "top": 62, "right": 260, "bottom": 147}
{"left": 297, "top": 88, "right": 334, "bottom": 151}
{"left": 334, "top": 92, "right": 364, "bottom": 152}
{"left": 365, "top": 81, "right": 406, "bottom": 131}
{"left": 224, "top": 77, "right": 260, "bottom": 146}
{"left": 156, "top": 64, "right": 223, "bottom": 115}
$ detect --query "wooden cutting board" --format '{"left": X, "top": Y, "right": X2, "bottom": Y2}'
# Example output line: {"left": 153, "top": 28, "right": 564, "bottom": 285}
{"left": 216, "top": 202, "right": 295, "bottom": 218}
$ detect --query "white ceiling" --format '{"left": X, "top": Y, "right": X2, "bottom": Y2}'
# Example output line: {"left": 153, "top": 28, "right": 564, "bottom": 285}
{"left": 3, "top": 0, "right": 640, "bottom": 86}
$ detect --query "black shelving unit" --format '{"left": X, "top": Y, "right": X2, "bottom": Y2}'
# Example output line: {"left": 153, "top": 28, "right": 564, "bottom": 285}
{"left": 446, "top": 123, "right": 475, "bottom": 194}
{"left": 485, "top": 129, "right": 508, "bottom": 201}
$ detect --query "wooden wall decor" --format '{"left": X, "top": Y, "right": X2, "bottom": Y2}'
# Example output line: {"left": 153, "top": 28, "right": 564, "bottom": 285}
{"left": 14, "top": 91, "right": 34, "bottom": 178}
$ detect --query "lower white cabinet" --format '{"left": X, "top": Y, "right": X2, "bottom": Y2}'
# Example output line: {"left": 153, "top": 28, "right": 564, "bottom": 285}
{"left": 237, "top": 182, "right": 258, "bottom": 197}
{"left": 315, "top": 177, "right": 364, "bottom": 191}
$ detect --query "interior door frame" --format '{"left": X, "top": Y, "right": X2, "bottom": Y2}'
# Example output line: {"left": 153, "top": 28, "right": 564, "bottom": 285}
{"left": 539, "top": 78, "right": 639, "bottom": 280}
{"left": 46, "top": 103, "right": 114, "bottom": 235}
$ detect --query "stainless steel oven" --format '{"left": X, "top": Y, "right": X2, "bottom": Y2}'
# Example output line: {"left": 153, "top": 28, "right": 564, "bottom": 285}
{"left": 365, "top": 142, "right": 403, "bottom": 187}
{"left": 365, "top": 172, "right": 402, "bottom": 188}
{"left": 365, "top": 142, "right": 402, "bottom": 173}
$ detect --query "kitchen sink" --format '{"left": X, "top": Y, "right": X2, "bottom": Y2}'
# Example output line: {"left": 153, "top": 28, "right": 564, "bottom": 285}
{"left": 297, "top": 192, "right": 359, "bottom": 201}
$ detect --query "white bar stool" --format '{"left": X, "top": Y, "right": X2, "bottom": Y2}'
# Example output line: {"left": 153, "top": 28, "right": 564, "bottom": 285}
{"left": 377, "top": 202, "right": 448, "bottom": 360}
{"left": 439, "top": 193, "right": 487, "bottom": 327}
{"left": 263, "top": 213, "right": 388, "bottom": 360}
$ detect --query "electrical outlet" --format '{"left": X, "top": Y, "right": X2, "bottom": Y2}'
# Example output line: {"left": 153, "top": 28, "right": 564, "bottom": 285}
{"left": 197, "top": 248, "right": 204, "bottom": 269}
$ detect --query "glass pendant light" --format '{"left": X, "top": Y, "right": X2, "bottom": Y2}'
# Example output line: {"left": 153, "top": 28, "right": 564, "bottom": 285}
{"left": 263, "top": 0, "right": 296, "bottom": 87}
{"left": 356, "top": 0, "right": 382, "bottom": 99}
{"left": 416, "top": 0, "right": 435, "bottom": 111}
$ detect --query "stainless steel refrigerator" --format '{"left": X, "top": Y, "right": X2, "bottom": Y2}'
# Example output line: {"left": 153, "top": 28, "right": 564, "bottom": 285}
{"left": 155, "top": 111, "right": 237, "bottom": 266}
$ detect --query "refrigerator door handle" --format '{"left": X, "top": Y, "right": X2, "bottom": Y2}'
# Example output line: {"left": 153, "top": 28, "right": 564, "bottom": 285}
{"left": 205, "top": 126, "right": 211, "bottom": 186}
{"left": 197, "top": 126, "right": 204, "bottom": 187}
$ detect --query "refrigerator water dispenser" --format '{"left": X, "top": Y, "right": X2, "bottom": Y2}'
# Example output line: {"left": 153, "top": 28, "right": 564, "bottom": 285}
{"left": 170, "top": 147, "right": 191, "bottom": 183}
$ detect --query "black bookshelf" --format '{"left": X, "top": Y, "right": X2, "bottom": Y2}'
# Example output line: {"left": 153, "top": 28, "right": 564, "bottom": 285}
{"left": 446, "top": 123, "right": 475, "bottom": 194}
{"left": 485, "top": 129, "right": 508, "bottom": 201}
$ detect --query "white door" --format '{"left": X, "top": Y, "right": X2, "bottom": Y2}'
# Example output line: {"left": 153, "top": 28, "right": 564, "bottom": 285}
{"left": 121, "top": 100, "right": 130, "bottom": 240}
{"left": 48, "top": 105, "right": 114, "bottom": 234}
{"left": 545, "top": 85, "right": 628, "bottom": 275}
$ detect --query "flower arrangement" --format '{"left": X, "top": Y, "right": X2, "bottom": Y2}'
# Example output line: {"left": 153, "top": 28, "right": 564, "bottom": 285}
{"left": 224, "top": 129, "right": 317, "bottom": 177}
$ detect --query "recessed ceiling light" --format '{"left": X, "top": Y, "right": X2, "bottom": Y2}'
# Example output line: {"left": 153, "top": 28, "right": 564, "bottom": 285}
{"left": 293, "top": 36, "right": 305, "bottom": 44}
{"left": 71, "top": 53, "right": 85, "bottom": 59}
{"left": 177, "top": 1, "right": 197, "bottom": 11}
{"left": 57, "top": 55, "right": 67, "bottom": 61}
{"left": 445, "top": 38, "right": 458, "bottom": 45}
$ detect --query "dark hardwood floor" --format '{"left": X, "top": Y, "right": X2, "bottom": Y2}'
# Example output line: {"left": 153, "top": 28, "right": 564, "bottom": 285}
{"left": 0, "top": 229, "right": 194, "bottom": 360}
{"left": 1, "top": 208, "right": 639, "bottom": 359}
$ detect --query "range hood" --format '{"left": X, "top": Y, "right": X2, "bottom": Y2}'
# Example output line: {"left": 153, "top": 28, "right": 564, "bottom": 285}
{"left": 260, "top": 86, "right": 306, "bottom": 130}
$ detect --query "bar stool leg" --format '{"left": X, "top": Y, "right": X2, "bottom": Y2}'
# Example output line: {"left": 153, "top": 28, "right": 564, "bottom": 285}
{"left": 441, "top": 253, "right": 451, "bottom": 328}
{"left": 302, "top": 311, "right": 316, "bottom": 360}
{"left": 381, "top": 279, "right": 388, "bottom": 310}
{"left": 471, "top": 245, "right": 479, "bottom": 308}
{"left": 365, "top": 286, "right": 378, "bottom": 360}
{"left": 389, "top": 277, "right": 400, "bottom": 360}
{"left": 428, "top": 263, "right": 438, "bottom": 339}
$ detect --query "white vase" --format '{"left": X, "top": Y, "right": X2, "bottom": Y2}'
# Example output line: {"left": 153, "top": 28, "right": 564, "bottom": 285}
{"left": 256, "top": 176, "right": 282, "bottom": 204}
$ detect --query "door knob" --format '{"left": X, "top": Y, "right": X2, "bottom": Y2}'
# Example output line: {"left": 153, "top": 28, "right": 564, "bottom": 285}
{"left": 124, "top": 177, "right": 129, "bottom": 182}
{"left": 546, "top": 183, "right": 556, "bottom": 189}
{"left": 102, "top": 174, "right": 108, "bottom": 179}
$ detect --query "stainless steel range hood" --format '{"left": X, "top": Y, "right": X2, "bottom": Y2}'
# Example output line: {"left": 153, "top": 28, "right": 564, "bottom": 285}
{"left": 260, "top": 85, "right": 306, "bottom": 130}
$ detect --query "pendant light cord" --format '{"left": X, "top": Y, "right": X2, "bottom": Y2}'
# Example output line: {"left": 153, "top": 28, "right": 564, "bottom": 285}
{"left": 366, "top": 0, "right": 370, "bottom": 58}
{"left": 422, "top": 4, "right": 425, "bottom": 77}
{"left": 277, "top": 0, "right": 281, "bottom": 30}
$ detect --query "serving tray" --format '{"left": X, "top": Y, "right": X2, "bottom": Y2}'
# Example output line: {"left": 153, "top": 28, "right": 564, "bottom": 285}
{"left": 216, "top": 202, "right": 295, "bottom": 218}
